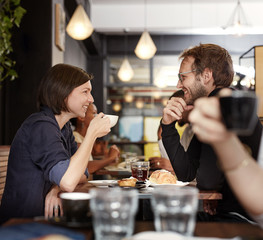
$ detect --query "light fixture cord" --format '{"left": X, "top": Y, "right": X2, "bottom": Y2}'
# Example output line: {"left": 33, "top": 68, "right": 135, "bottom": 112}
{"left": 144, "top": 0, "right": 147, "bottom": 31}
{"left": 124, "top": 30, "right": 128, "bottom": 58}
{"left": 237, "top": 0, "right": 241, "bottom": 24}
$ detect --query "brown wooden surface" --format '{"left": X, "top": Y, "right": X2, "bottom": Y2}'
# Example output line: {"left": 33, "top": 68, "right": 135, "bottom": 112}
{"left": 94, "top": 168, "right": 132, "bottom": 177}
{"left": 0, "top": 145, "right": 10, "bottom": 204}
{"left": 255, "top": 46, "right": 263, "bottom": 118}
{"left": 3, "top": 218, "right": 263, "bottom": 239}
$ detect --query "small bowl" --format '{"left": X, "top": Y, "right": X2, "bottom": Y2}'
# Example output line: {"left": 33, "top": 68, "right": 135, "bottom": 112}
{"left": 104, "top": 114, "right": 119, "bottom": 127}
{"left": 60, "top": 192, "right": 91, "bottom": 223}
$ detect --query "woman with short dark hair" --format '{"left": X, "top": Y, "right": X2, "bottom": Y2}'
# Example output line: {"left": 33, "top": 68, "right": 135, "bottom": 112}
{"left": 0, "top": 64, "right": 111, "bottom": 224}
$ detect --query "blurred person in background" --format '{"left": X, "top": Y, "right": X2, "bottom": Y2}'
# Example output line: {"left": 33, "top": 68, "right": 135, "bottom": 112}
{"left": 73, "top": 103, "right": 120, "bottom": 174}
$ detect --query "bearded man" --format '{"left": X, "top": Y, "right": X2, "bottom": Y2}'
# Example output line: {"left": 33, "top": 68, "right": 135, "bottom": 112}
{"left": 161, "top": 43, "right": 262, "bottom": 222}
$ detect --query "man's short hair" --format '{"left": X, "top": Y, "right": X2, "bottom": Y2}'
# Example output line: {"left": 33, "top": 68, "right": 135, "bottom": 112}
{"left": 180, "top": 43, "right": 234, "bottom": 87}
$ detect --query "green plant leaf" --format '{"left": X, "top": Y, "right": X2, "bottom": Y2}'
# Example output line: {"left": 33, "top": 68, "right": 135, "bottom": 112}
{"left": 0, "top": 0, "right": 26, "bottom": 82}
{"left": 12, "top": 0, "right": 21, "bottom": 6}
{"left": 14, "top": 6, "right": 26, "bottom": 27}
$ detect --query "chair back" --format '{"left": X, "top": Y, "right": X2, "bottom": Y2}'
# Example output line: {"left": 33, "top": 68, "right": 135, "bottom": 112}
{"left": 0, "top": 146, "right": 10, "bottom": 204}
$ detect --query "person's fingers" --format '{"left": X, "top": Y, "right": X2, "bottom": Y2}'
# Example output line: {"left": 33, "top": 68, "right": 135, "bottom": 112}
{"left": 186, "top": 105, "right": 194, "bottom": 112}
{"left": 193, "top": 97, "right": 221, "bottom": 119}
{"left": 53, "top": 205, "right": 60, "bottom": 217}
{"left": 218, "top": 88, "right": 232, "bottom": 97}
{"left": 163, "top": 107, "right": 182, "bottom": 121}
{"left": 44, "top": 199, "right": 50, "bottom": 219}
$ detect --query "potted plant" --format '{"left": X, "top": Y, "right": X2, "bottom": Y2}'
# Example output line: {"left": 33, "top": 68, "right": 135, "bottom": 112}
{"left": 0, "top": 0, "right": 26, "bottom": 84}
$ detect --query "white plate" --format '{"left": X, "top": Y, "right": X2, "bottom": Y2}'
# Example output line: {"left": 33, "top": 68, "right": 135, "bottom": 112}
{"left": 147, "top": 180, "right": 189, "bottom": 187}
{"left": 88, "top": 180, "right": 118, "bottom": 187}
{"left": 104, "top": 165, "right": 131, "bottom": 172}
{"left": 129, "top": 231, "right": 240, "bottom": 240}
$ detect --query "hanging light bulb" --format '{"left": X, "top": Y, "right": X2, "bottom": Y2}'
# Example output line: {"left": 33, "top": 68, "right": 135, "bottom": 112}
{"left": 112, "top": 102, "right": 122, "bottom": 112}
{"left": 134, "top": 0, "right": 157, "bottom": 60}
{"left": 66, "top": 5, "right": 94, "bottom": 40}
{"left": 222, "top": 0, "right": 249, "bottom": 37}
{"left": 117, "top": 58, "right": 134, "bottom": 82}
{"left": 135, "top": 99, "right": 144, "bottom": 109}
{"left": 124, "top": 93, "right": 134, "bottom": 103}
{"left": 134, "top": 31, "right": 157, "bottom": 60}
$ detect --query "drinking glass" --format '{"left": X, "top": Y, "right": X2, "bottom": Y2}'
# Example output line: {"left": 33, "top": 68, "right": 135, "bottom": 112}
{"left": 125, "top": 154, "right": 138, "bottom": 170}
{"left": 151, "top": 186, "right": 198, "bottom": 236}
{"left": 90, "top": 188, "right": 138, "bottom": 240}
{"left": 131, "top": 161, "right": 149, "bottom": 181}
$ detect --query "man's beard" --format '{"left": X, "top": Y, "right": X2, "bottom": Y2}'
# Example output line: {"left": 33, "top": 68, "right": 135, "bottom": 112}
{"left": 186, "top": 76, "right": 208, "bottom": 105}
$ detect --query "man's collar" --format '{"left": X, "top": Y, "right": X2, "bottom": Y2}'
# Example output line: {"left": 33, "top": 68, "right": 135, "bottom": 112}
{"left": 208, "top": 87, "right": 224, "bottom": 97}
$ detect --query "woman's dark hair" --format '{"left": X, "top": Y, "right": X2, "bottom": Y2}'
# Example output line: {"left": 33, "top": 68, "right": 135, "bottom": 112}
{"left": 169, "top": 89, "right": 184, "bottom": 100}
{"left": 180, "top": 43, "right": 234, "bottom": 87}
{"left": 37, "top": 64, "right": 93, "bottom": 114}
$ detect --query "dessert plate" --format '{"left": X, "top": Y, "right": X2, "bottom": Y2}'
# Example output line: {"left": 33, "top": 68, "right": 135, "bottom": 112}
{"left": 146, "top": 180, "right": 189, "bottom": 187}
{"left": 88, "top": 180, "right": 118, "bottom": 187}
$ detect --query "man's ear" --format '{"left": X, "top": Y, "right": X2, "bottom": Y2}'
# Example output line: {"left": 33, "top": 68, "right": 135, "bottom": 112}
{"left": 202, "top": 68, "right": 213, "bottom": 85}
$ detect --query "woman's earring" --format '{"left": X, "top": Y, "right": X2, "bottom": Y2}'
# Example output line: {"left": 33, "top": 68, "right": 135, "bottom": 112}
{"left": 81, "top": 122, "right": 84, "bottom": 128}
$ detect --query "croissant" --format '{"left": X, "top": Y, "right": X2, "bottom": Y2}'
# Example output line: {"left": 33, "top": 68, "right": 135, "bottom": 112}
{"left": 118, "top": 177, "right": 138, "bottom": 187}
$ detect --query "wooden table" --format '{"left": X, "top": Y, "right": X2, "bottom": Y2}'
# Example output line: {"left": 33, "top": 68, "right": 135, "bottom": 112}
{"left": 93, "top": 170, "right": 222, "bottom": 200}
{"left": 75, "top": 180, "right": 223, "bottom": 200}
{"left": 94, "top": 168, "right": 132, "bottom": 177}
{"left": 76, "top": 179, "right": 222, "bottom": 221}
{"left": 3, "top": 218, "right": 263, "bottom": 239}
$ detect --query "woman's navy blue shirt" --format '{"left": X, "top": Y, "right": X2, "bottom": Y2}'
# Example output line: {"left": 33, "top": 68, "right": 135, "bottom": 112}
{"left": 0, "top": 106, "right": 78, "bottom": 223}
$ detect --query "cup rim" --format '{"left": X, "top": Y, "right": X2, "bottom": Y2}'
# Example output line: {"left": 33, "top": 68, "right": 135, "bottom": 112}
{"left": 131, "top": 161, "right": 149, "bottom": 166}
{"left": 60, "top": 192, "right": 91, "bottom": 200}
{"left": 153, "top": 186, "right": 199, "bottom": 196}
{"left": 103, "top": 114, "right": 119, "bottom": 118}
{"left": 220, "top": 90, "right": 256, "bottom": 98}
{"left": 89, "top": 187, "right": 138, "bottom": 198}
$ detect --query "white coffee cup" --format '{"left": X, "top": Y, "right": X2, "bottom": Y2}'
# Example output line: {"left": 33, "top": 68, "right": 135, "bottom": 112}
{"left": 104, "top": 114, "right": 119, "bottom": 128}
{"left": 60, "top": 192, "right": 91, "bottom": 223}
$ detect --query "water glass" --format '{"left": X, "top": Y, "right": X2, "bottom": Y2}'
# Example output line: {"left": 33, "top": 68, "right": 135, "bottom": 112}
{"left": 125, "top": 155, "right": 138, "bottom": 170}
{"left": 90, "top": 188, "right": 138, "bottom": 240}
{"left": 151, "top": 186, "right": 198, "bottom": 236}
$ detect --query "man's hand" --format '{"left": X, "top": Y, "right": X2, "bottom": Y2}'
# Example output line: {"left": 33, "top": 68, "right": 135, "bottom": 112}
{"left": 203, "top": 200, "right": 218, "bottom": 215}
{"left": 162, "top": 97, "right": 193, "bottom": 125}
{"left": 149, "top": 157, "right": 175, "bottom": 174}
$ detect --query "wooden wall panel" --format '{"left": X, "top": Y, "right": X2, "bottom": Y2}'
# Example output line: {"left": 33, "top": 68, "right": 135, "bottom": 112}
{"left": 255, "top": 46, "right": 263, "bottom": 118}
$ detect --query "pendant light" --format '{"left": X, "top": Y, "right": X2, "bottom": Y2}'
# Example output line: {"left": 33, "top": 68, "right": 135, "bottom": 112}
{"left": 112, "top": 101, "right": 122, "bottom": 112}
{"left": 134, "top": 0, "right": 157, "bottom": 60}
{"left": 117, "top": 32, "right": 134, "bottom": 82}
{"left": 223, "top": 0, "right": 249, "bottom": 36}
{"left": 66, "top": 4, "right": 94, "bottom": 40}
{"left": 117, "top": 58, "right": 134, "bottom": 82}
